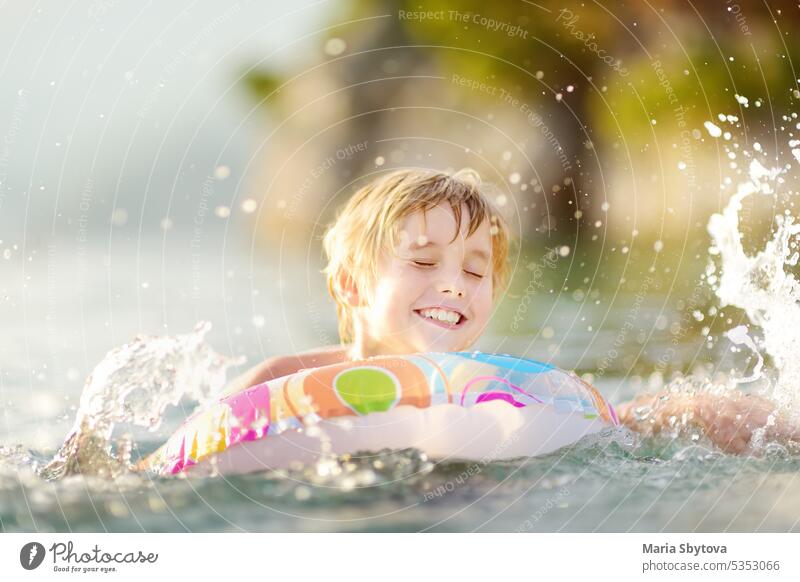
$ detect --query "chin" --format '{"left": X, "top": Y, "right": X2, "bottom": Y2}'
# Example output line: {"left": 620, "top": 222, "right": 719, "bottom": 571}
{"left": 417, "top": 338, "right": 464, "bottom": 353}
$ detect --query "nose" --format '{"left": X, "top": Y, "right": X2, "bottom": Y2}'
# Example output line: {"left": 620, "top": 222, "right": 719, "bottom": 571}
{"left": 436, "top": 269, "right": 466, "bottom": 298}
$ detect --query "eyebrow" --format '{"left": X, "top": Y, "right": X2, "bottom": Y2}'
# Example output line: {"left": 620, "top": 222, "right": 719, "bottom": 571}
{"left": 409, "top": 240, "right": 490, "bottom": 261}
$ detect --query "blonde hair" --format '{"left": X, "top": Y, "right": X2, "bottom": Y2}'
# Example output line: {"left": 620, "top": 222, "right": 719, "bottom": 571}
{"left": 322, "top": 167, "right": 512, "bottom": 344}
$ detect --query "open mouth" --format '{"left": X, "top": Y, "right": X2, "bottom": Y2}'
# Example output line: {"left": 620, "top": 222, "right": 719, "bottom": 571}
{"left": 413, "top": 308, "right": 467, "bottom": 329}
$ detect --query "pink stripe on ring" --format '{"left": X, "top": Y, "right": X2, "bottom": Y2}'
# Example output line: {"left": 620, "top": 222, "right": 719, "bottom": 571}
{"left": 460, "top": 375, "right": 545, "bottom": 406}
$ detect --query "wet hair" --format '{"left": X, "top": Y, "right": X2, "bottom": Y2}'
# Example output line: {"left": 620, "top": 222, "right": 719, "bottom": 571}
{"left": 322, "top": 167, "right": 512, "bottom": 344}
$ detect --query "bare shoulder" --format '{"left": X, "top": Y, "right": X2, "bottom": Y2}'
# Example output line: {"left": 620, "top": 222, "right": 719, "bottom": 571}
{"left": 265, "top": 345, "right": 352, "bottom": 376}
{"left": 222, "top": 345, "right": 354, "bottom": 396}
{"left": 293, "top": 344, "right": 353, "bottom": 368}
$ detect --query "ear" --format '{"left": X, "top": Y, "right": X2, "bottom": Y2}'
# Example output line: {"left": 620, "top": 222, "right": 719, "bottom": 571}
{"left": 336, "top": 269, "right": 361, "bottom": 307}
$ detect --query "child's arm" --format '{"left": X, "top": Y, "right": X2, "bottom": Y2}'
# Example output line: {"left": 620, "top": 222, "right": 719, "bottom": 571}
{"left": 616, "top": 390, "right": 799, "bottom": 454}
{"left": 222, "top": 345, "right": 351, "bottom": 395}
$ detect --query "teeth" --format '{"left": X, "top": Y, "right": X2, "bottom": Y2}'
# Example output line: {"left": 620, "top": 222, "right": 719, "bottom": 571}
{"left": 418, "top": 308, "right": 461, "bottom": 324}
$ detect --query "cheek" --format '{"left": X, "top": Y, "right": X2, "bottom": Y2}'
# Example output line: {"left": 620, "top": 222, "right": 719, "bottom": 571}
{"left": 471, "top": 281, "right": 493, "bottom": 320}
{"left": 371, "top": 269, "right": 419, "bottom": 311}
{"left": 390, "top": 267, "right": 427, "bottom": 295}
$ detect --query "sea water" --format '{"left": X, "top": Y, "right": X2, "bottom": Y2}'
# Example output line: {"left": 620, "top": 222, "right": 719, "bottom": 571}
{"left": 3, "top": 118, "right": 800, "bottom": 533}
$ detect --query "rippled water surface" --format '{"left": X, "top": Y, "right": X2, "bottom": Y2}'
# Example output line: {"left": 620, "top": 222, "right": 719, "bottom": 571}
{"left": 3, "top": 434, "right": 799, "bottom": 532}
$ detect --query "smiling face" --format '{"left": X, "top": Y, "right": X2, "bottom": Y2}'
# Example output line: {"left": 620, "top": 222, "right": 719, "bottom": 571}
{"left": 351, "top": 202, "right": 494, "bottom": 358}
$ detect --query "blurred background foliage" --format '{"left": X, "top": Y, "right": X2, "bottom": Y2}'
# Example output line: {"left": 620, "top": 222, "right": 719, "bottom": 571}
{"left": 241, "top": 1, "right": 798, "bottom": 227}
{"left": 236, "top": 0, "right": 800, "bottom": 366}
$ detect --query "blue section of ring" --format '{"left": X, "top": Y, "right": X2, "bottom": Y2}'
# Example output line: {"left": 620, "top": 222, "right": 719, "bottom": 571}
{"left": 407, "top": 354, "right": 449, "bottom": 404}
{"left": 451, "top": 352, "right": 555, "bottom": 374}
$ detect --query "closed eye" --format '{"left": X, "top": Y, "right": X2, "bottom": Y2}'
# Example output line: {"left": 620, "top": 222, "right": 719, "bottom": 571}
{"left": 412, "top": 260, "right": 484, "bottom": 279}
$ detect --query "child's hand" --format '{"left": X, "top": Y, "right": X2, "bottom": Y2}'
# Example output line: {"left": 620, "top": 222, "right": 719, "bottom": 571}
{"left": 616, "top": 390, "right": 800, "bottom": 454}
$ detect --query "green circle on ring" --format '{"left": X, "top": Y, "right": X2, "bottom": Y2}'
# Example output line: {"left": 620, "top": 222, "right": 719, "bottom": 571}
{"left": 334, "top": 368, "right": 399, "bottom": 416}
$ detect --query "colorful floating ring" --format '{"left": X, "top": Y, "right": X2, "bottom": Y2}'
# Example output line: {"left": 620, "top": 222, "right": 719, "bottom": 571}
{"left": 138, "top": 351, "right": 620, "bottom": 476}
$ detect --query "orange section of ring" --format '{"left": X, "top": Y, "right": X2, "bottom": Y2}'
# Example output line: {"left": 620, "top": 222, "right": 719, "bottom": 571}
{"left": 300, "top": 357, "right": 431, "bottom": 419}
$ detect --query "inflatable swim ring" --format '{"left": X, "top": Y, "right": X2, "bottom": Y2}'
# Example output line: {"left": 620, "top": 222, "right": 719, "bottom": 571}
{"left": 138, "top": 352, "right": 619, "bottom": 476}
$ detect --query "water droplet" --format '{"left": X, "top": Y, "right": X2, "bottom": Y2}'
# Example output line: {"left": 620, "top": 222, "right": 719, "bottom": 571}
{"left": 294, "top": 486, "right": 311, "bottom": 501}
{"left": 240, "top": 199, "right": 257, "bottom": 214}
{"left": 324, "top": 38, "right": 346, "bottom": 56}
{"left": 704, "top": 121, "right": 722, "bottom": 137}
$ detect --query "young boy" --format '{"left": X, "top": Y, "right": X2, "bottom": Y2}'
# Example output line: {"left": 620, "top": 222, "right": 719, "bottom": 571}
{"left": 228, "top": 168, "right": 797, "bottom": 454}
{"left": 228, "top": 167, "right": 508, "bottom": 388}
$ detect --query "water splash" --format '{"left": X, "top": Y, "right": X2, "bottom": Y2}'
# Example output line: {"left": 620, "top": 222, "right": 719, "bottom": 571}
{"left": 725, "top": 325, "right": 764, "bottom": 383}
{"left": 40, "top": 322, "right": 243, "bottom": 480}
{"left": 707, "top": 121, "right": 800, "bottom": 416}
{"left": 621, "top": 116, "right": 800, "bottom": 453}
{"left": 626, "top": 105, "right": 800, "bottom": 455}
